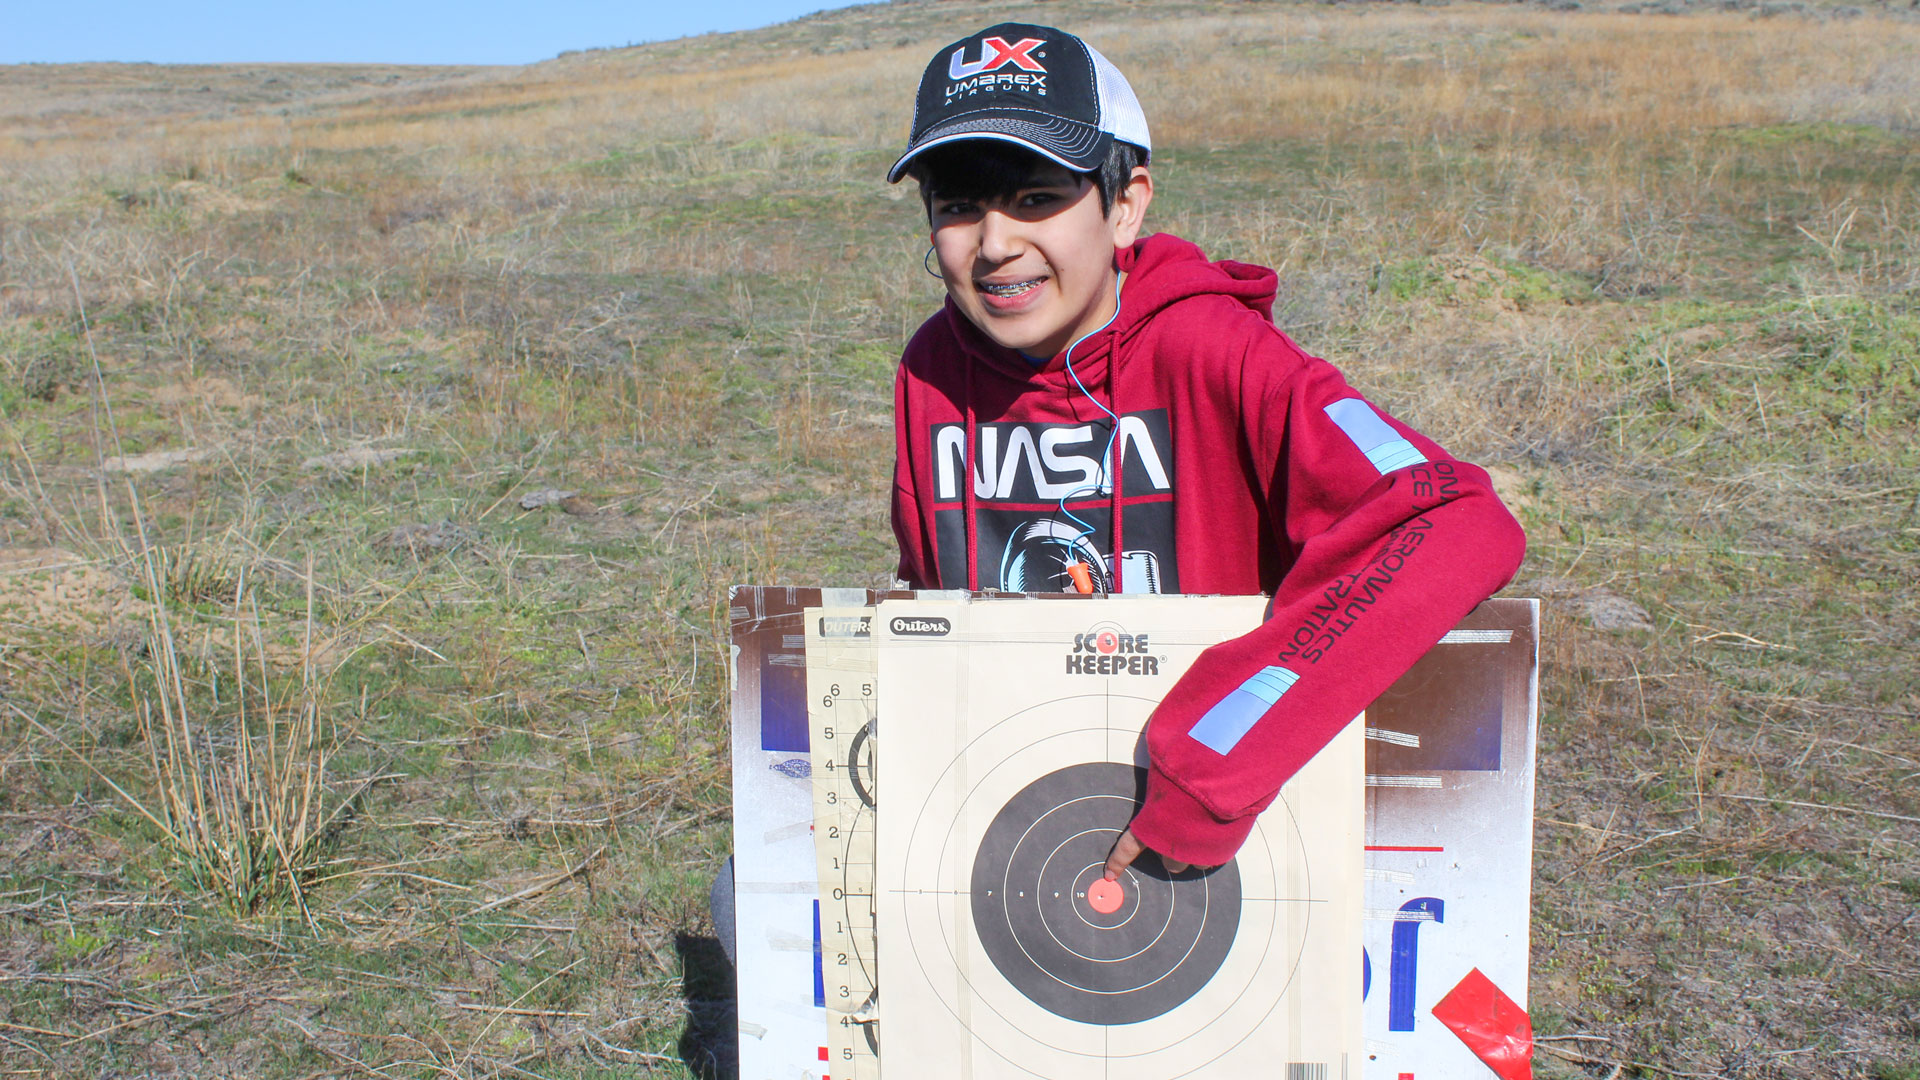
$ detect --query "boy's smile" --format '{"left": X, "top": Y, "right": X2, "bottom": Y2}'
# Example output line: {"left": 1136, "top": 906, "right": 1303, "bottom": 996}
{"left": 929, "top": 161, "right": 1151, "bottom": 360}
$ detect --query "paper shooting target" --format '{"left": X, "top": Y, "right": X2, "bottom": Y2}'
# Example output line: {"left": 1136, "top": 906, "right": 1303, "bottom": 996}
{"left": 894, "top": 691, "right": 1324, "bottom": 1077}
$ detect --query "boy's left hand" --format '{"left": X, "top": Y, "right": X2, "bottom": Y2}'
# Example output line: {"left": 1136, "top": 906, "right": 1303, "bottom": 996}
{"left": 1104, "top": 828, "right": 1193, "bottom": 880}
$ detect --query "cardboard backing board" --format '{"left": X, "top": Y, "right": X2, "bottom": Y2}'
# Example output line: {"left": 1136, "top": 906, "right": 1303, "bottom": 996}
{"left": 729, "top": 587, "right": 909, "bottom": 1080}
{"left": 1360, "top": 598, "right": 1538, "bottom": 1077}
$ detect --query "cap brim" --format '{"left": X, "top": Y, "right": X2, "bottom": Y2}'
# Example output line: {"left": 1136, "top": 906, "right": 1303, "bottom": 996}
{"left": 887, "top": 112, "right": 1111, "bottom": 183}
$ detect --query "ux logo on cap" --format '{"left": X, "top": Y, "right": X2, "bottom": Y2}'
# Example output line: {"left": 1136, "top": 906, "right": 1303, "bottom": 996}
{"left": 947, "top": 36, "right": 1046, "bottom": 80}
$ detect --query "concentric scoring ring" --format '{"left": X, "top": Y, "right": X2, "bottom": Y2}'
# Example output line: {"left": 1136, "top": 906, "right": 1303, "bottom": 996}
{"left": 969, "top": 762, "right": 1241, "bottom": 1025}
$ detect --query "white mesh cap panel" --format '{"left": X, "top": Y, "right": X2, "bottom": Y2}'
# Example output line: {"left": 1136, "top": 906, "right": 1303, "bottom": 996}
{"left": 1085, "top": 42, "right": 1151, "bottom": 158}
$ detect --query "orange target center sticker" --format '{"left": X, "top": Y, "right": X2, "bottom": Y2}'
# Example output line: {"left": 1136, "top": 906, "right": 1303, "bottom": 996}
{"left": 1086, "top": 876, "right": 1125, "bottom": 914}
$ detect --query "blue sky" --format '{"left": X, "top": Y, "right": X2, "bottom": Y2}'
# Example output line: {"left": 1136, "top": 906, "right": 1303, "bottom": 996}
{"left": 3, "top": 0, "right": 875, "bottom": 65}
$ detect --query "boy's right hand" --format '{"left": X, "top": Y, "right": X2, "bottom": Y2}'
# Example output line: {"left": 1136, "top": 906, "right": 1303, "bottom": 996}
{"left": 1103, "top": 828, "right": 1192, "bottom": 880}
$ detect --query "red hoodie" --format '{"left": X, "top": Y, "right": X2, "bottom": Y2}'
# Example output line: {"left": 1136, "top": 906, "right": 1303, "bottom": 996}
{"left": 891, "top": 233, "right": 1526, "bottom": 865}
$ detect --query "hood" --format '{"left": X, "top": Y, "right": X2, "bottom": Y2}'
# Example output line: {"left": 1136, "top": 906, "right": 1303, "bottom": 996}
{"left": 941, "top": 232, "right": 1279, "bottom": 387}
{"left": 1114, "top": 232, "right": 1278, "bottom": 332}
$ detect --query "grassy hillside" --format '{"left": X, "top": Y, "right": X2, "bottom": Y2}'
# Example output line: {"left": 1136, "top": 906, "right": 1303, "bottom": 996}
{"left": 1, "top": 2, "right": 1916, "bottom": 1076}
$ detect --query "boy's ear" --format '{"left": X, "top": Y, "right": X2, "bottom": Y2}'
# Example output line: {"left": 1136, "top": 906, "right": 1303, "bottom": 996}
{"left": 1107, "top": 165, "right": 1153, "bottom": 249}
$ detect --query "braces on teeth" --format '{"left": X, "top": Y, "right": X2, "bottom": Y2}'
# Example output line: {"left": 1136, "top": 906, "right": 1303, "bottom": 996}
{"left": 982, "top": 279, "right": 1044, "bottom": 296}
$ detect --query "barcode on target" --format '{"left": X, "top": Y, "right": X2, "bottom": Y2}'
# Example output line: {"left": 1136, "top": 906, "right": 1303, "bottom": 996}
{"left": 1286, "top": 1065, "right": 1328, "bottom": 1080}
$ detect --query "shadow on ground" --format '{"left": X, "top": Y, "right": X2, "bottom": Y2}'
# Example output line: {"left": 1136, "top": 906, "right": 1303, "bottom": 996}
{"left": 677, "top": 933, "right": 737, "bottom": 1080}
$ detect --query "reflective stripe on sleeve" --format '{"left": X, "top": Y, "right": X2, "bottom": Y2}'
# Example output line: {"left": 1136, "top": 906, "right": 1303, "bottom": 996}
{"left": 1325, "top": 398, "right": 1427, "bottom": 474}
{"left": 1188, "top": 666, "right": 1300, "bottom": 755}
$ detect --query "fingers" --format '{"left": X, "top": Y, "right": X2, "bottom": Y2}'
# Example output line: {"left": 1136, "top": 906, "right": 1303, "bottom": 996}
{"left": 1105, "top": 830, "right": 1195, "bottom": 878}
{"left": 1104, "top": 829, "right": 1144, "bottom": 880}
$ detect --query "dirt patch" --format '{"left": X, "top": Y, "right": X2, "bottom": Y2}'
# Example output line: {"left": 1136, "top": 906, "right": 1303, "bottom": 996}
{"left": 1673, "top": 325, "right": 1725, "bottom": 349}
{"left": 556, "top": 510, "right": 647, "bottom": 543}
{"left": 1483, "top": 464, "right": 1536, "bottom": 511}
{"left": 1434, "top": 254, "right": 1524, "bottom": 314}
{"left": 1515, "top": 576, "right": 1656, "bottom": 631}
{"left": 101, "top": 446, "right": 218, "bottom": 473}
{"left": 1577, "top": 589, "right": 1656, "bottom": 631}
{"left": 375, "top": 520, "right": 478, "bottom": 555}
{"left": 1, "top": 546, "right": 352, "bottom": 688}
{"left": 166, "top": 179, "right": 267, "bottom": 216}
{"left": 0, "top": 547, "right": 146, "bottom": 639}
{"left": 150, "top": 375, "right": 262, "bottom": 412}
{"left": 303, "top": 447, "right": 419, "bottom": 470}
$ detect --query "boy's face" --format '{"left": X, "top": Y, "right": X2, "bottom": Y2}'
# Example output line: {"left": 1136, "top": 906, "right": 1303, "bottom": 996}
{"left": 927, "top": 157, "right": 1151, "bottom": 360}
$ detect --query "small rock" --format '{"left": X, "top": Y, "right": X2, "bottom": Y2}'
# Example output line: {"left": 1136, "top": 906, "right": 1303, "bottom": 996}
{"left": 519, "top": 488, "right": 578, "bottom": 511}
{"left": 1484, "top": 465, "right": 1536, "bottom": 511}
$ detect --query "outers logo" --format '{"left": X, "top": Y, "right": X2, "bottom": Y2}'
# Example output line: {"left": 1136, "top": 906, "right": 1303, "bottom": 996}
{"left": 890, "top": 616, "right": 952, "bottom": 637}
{"left": 818, "top": 615, "right": 871, "bottom": 639}
{"left": 948, "top": 36, "right": 1046, "bottom": 79}
{"left": 1066, "top": 624, "right": 1160, "bottom": 677}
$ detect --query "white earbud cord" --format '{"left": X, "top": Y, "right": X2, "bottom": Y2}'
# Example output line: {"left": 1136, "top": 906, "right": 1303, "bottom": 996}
{"left": 1055, "top": 276, "right": 1124, "bottom": 592}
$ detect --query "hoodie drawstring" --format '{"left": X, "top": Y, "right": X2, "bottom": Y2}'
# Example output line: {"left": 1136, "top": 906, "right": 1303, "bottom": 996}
{"left": 1108, "top": 359, "right": 1125, "bottom": 594}
{"left": 962, "top": 358, "right": 979, "bottom": 591}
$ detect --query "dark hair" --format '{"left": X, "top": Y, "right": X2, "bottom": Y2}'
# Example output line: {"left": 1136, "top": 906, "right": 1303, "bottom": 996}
{"left": 908, "top": 139, "right": 1148, "bottom": 220}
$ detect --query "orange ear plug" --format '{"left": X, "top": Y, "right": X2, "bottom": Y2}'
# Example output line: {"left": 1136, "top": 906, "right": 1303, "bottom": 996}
{"left": 1066, "top": 561, "right": 1095, "bottom": 594}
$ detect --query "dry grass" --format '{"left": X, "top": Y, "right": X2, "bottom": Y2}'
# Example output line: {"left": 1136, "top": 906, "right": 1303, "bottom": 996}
{"left": 75, "top": 554, "right": 347, "bottom": 920}
{"left": 0, "top": 1, "right": 1916, "bottom": 1076}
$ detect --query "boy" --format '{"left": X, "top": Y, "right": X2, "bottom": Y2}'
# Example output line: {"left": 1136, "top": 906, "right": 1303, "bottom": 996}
{"left": 887, "top": 23, "right": 1526, "bottom": 875}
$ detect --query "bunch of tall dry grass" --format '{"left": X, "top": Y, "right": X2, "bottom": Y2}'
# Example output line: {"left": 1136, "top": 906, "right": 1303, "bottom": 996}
{"left": 133, "top": 555, "right": 350, "bottom": 917}
{"left": 27, "top": 523, "right": 358, "bottom": 920}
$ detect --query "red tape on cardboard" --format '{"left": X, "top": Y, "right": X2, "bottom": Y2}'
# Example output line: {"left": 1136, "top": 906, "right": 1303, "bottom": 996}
{"left": 1431, "top": 967, "right": 1532, "bottom": 1080}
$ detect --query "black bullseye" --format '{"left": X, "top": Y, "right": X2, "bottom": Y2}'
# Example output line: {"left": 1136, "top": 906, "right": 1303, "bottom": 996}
{"left": 970, "top": 762, "right": 1240, "bottom": 1025}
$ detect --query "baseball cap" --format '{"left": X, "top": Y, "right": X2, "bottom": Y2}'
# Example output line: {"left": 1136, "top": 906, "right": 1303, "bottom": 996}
{"left": 887, "top": 23, "right": 1152, "bottom": 184}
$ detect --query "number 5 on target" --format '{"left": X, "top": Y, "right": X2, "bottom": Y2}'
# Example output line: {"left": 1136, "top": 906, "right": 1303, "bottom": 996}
{"left": 805, "top": 608, "right": 882, "bottom": 1079}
